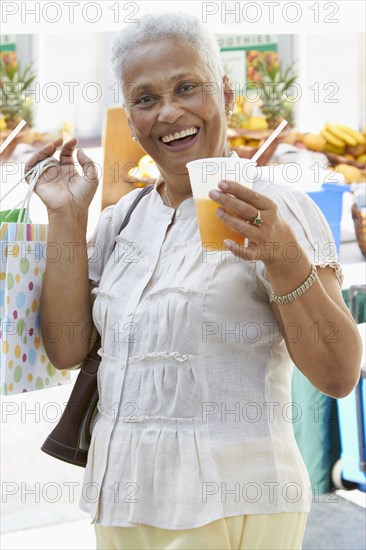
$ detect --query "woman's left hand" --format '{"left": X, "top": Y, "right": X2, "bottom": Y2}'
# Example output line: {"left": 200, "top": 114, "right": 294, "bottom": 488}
{"left": 208, "top": 179, "right": 300, "bottom": 268}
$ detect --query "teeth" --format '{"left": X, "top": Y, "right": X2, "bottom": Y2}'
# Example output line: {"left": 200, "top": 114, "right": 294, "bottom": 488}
{"left": 161, "top": 127, "right": 198, "bottom": 143}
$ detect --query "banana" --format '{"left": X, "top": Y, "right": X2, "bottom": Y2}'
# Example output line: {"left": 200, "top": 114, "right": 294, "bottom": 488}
{"left": 324, "top": 142, "right": 346, "bottom": 155}
{"left": 337, "top": 124, "right": 366, "bottom": 145}
{"left": 320, "top": 129, "right": 344, "bottom": 149}
{"left": 325, "top": 122, "right": 357, "bottom": 146}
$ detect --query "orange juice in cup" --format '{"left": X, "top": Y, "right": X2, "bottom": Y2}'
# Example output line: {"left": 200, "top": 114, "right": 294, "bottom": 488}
{"left": 186, "top": 157, "right": 258, "bottom": 249}
{"left": 194, "top": 198, "right": 245, "bottom": 246}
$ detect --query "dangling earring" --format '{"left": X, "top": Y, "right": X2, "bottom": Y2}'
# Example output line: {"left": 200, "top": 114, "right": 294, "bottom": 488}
{"left": 132, "top": 136, "right": 138, "bottom": 142}
{"left": 227, "top": 109, "right": 233, "bottom": 117}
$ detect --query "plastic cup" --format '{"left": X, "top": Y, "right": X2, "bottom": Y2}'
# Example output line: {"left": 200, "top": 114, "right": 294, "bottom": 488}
{"left": 186, "top": 157, "right": 257, "bottom": 248}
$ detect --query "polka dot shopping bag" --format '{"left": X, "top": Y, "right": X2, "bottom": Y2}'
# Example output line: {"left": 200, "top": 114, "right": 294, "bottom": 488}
{"left": 0, "top": 166, "right": 71, "bottom": 395}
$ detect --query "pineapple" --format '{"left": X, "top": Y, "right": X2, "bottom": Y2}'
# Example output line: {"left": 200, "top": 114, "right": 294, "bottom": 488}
{"left": 257, "top": 61, "right": 298, "bottom": 128}
{"left": 0, "top": 59, "right": 37, "bottom": 129}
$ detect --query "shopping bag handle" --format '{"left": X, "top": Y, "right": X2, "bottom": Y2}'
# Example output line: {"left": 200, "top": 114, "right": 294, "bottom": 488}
{"left": 2, "top": 157, "right": 61, "bottom": 223}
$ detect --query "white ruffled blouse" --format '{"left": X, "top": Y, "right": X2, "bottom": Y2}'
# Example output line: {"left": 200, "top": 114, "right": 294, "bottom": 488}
{"left": 79, "top": 167, "right": 342, "bottom": 529}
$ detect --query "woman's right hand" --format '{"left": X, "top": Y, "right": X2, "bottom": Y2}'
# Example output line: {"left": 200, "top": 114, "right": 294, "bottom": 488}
{"left": 24, "top": 137, "right": 99, "bottom": 216}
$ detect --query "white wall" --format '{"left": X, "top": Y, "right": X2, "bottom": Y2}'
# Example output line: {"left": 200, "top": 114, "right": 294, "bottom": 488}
{"left": 32, "top": 32, "right": 104, "bottom": 137}
{"left": 295, "top": 33, "right": 365, "bottom": 132}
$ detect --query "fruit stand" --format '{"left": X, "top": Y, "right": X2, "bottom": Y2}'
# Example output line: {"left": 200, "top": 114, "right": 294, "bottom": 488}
{"left": 302, "top": 123, "right": 366, "bottom": 180}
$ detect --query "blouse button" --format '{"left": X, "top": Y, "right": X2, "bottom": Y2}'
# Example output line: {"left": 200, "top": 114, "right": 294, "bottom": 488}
{"left": 127, "top": 310, "right": 133, "bottom": 316}
{"left": 175, "top": 209, "right": 181, "bottom": 217}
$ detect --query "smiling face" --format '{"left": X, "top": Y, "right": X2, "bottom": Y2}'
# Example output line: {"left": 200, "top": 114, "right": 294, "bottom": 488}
{"left": 122, "top": 38, "right": 233, "bottom": 183}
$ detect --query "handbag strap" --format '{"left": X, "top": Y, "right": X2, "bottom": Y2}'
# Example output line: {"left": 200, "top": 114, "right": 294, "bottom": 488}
{"left": 120, "top": 184, "right": 154, "bottom": 231}
{"left": 111, "top": 184, "right": 154, "bottom": 252}
{"left": 89, "top": 184, "right": 154, "bottom": 354}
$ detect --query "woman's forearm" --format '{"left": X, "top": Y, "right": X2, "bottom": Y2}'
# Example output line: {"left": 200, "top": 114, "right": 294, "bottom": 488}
{"left": 266, "top": 255, "right": 363, "bottom": 398}
{"left": 40, "top": 209, "right": 96, "bottom": 369}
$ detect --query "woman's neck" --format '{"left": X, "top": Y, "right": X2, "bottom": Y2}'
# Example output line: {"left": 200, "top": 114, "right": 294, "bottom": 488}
{"left": 158, "top": 179, "right": 192, "bottom": 210}
{"left": 156, "top": 170, "right": 192, "bottom": 210}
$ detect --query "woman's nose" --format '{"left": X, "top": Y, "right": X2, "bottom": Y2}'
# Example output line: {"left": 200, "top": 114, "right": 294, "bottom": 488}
{"left": 157, "top": 96, "right": 184, "bottom": 123}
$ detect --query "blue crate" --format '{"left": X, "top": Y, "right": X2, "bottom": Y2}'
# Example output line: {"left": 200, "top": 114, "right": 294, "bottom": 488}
{"left": 337, "top": 373, "right": 366, "bottom": 491}
{"left": 337, "top": 291, "right": 366, "bottom": 492}
{"left": 307, "top": 183, "right": 349, "bottom": 252}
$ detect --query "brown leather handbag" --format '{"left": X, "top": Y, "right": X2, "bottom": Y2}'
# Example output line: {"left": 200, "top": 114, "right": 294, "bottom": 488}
{"left": 41, "top": 185, "right": 154, "bottom": 467}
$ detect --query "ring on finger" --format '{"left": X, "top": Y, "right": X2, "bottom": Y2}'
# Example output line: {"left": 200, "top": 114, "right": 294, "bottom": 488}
{"left": 251, "top": 210, "right": 262, "bottom": 227}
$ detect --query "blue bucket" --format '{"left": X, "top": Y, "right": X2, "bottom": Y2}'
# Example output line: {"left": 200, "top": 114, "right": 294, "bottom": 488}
{"left": 307, "top": 183, "right": 350, "bottom": 252}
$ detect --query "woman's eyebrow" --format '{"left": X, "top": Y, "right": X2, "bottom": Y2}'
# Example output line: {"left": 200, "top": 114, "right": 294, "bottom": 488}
{"left": 169, "top": 73, "right": 196, "bottom": 81}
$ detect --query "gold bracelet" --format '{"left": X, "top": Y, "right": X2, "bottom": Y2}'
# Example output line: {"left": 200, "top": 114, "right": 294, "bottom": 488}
{"left": 271, "top": 264, "right": 317, "bottom": 305}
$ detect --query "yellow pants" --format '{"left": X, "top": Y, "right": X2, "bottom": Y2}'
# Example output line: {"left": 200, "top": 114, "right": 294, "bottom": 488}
{"left": 94, "top": 512, "right": 308, "bottom": 549}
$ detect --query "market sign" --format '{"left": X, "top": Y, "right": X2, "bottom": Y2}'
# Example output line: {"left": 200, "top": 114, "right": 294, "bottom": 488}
{"left": 217, "top": 34, "right": 278, "bottom": 96}
{"left": 0, "top": 34, "right": 16, "bottom": 52}
{"left": 217, "top": 34, "right": 278, "bottom": 51}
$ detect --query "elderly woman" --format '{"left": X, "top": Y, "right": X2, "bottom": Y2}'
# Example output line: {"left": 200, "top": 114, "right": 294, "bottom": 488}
{"left": 25, "top": 12, "right": 361, "bottom": 550}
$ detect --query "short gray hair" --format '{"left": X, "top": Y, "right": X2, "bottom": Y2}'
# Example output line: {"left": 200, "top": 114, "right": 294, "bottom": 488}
{"left": 110, "top": 12, "right": 225, "bottom": 92}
